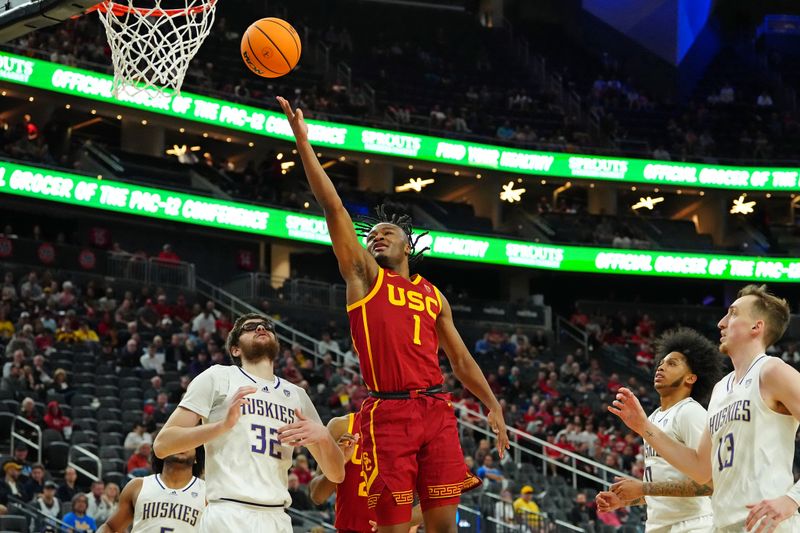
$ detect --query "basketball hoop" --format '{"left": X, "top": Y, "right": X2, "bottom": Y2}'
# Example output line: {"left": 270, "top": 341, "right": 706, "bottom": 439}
{"left": 91, "top": 0, "right": 218, "bottom": 98}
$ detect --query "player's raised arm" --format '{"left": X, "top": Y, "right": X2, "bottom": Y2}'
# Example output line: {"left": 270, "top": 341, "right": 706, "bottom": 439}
{"left": 609, "top": 388, "right": 712, "bottom": 484}
{"left": 96, "top": 478, "right": 142, "bottom": 533}
{"left": 276, "top": 96, "right": 377, "bottom": 288}
{"left": 435, "top": 292, "right": 510, "bottom": 457}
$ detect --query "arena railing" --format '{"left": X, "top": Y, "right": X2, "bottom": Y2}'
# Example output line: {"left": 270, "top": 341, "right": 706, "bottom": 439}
{"left": 68, "top": 444, "right": 102, "bottom": 484}
{"left": 10, "top": 416, "right": 42, "bottom": 464}
{"left": 224, "top": 273, "right": 347, "bottom": 310}
{"left": 196, "top": 277, "right": 354, "bottom": 372}
{"left": 7, "top": 494, "right": 73, "bottom": 533}
{"left": 555, "top": 316, "right": 589, "bottom": 355}
{"left": 457, "top": 407, "right": 632, "bottom": 490}
{"left": 106, "top": 255, "right": 196, "bottom": 290}
{"left": 482, "top": 492, "right": 585, "bottom": 533}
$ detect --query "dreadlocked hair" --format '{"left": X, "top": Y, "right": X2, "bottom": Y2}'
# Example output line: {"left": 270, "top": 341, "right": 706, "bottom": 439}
{"left": 354, "top": 204, "right": 430, "bottom": 269}
{"left": 654, "top": 327, "right": 724, "bottom": 407}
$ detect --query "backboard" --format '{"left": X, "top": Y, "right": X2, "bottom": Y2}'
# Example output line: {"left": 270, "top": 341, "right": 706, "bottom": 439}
{"left": 0, "top": 0, "right": 99, "bottom": 43}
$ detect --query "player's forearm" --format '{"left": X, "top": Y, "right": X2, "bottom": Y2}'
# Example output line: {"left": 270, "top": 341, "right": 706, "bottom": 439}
{"left": 309, "top": 473, "right": 338, "bottom": 505}
{"left": 643, "top": 479, "right": 713, "bottom": 497}
{"left": 294, "top": 139, "right": 343, "bottom": 211}
{"left": 153, "top": 421, "right": 226, "bottom": 458}
{"left": 640, "top": 421, "right": 710, "bottom": 484}
{"left": 308, "top": 436, "right": 345, "bottom": 484}
{"left": 451, "top": 354, "right": 502, "bottom": 412}
{"left": 626, "top": 496, "right": 646, "bottom": 506}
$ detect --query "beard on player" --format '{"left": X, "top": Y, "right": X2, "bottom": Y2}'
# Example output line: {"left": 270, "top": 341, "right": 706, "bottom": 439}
{"left": 234, "top": 329, "right": 279, "bottom": 364}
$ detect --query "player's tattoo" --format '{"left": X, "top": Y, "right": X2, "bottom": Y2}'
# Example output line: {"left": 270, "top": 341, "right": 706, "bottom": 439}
{"left": 643, "top": 480, "right": 713, "bottom": 497}
{"left": 645, "top": 430, "right": 655, "bottom": 438}
{"left": 627, "top": 496, "right": 646, "bottom": 506}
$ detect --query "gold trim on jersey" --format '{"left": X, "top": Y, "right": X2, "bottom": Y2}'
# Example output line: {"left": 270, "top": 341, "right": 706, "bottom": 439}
{"left": 433, "top": 285, "right": 443, "bottom": 318}
{"left": 411, "top": 274, "right": 422, "bottom": 285}
{"left": 427, "top": 483, "right": 462, "bottom": 499}
{"left": 361, "top": 306, "right": 379, "bottom": 391}
{"left": 346, "top": 268, "right": 385, "bottom": 311}
{"left": 392, "top": 490, "right": 414, "bottom": 505}
{"left": 363, "top": 400, "right": 381, "bottom": 495}
{"left": 348, "top": 413, "right": 362, "bottom": 466}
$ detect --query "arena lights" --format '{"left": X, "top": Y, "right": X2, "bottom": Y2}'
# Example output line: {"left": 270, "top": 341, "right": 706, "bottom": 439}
{"left": 165, "top": 144, "right": 201, "bottom": 158}
{"left": 730, "top": 194, "right": 756, "bottom": 215}
{"left": 395, "top": 178, "right": 434, "bottom": 193}
{"left": 632, "top": 196, "right": 664, "bottom": 210}
{"left": 500, "top": 181, "right": 526, "bottom": 203}
{"left": 2, "top": 159, "right": 800, "bottom": 283}
{"left": 1, "top": 51, "right": 798, "bottom": 192}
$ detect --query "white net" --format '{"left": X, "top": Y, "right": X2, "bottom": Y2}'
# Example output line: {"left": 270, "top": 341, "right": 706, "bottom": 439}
{"left": 95, "top": 0, "right": 218, "bottom": 98}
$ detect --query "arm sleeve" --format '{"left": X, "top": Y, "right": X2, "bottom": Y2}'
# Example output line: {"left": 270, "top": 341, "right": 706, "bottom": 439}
{"left": 676, "top": 402, "right": 708, "bottom": 449}
{"left": 178, "top": 369, "right": 218, "bottom": 419}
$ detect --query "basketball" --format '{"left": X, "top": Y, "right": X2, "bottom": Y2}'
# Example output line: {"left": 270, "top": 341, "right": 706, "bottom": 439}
{"left": 240, "top": 18, "right": 302, "bottom": 78}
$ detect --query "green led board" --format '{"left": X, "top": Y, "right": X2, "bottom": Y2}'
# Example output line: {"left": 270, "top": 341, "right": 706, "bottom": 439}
{"left": 0, "top": 51, "right": 798, "bottom": 191}
{"left": 2, "top": 159, "right": 799, "bottom": 282}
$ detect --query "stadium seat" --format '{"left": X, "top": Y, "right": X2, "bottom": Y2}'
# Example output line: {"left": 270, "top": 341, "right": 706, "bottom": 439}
{"left": 104, "top": 471, "right": 126, "bottom": 488}
{"left": 73, "top": 418, "right": 98, "bottom": 431}
{"left": 0, "top": 515, "right": 28, "bottom": 532}
{"left": 1, "top": 400, "right": 19, "bottom": 413}
{"left": 121, "top": 399, "right": 143, "bottom": 411}
{"left": 98, "top": 421, "right": 124, "bottom": 434}
{"left": 71, "top": 430, "right": 98, "bottom": 445}
{"left": 71, "top": 407, "right": 95, "bottom": 419}
{"left": 70, "top": 394, "right": 94, "bottom": 408}
{"left": 99, "top": 397, "right": 121, "bottom": 409}
{"left": 42, "top": 429, "right": 63, "bottom": 448}
{"left": 44, "top": 441, "right": 70, "bottom": 472}
{"left": 98, "top": 408, "right": 122, "bottom": 422}
{"left": 96, "top": 385, "right": 119, "bottom": 397}
{"left": 98, "top": 433, "right": 123, "bottom": 447}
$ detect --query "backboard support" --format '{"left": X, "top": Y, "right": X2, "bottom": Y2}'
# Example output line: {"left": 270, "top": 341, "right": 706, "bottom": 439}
{"left": 0, "top": 0, "right": 99, "bottom": 43}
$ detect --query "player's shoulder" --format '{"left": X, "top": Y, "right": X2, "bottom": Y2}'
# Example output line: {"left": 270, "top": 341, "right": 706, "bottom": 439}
{"left": 280, "top": 379, "right": 311, "bottom": 399}
{"left": 676, "top": 398, "right": 707, "bottom": 417}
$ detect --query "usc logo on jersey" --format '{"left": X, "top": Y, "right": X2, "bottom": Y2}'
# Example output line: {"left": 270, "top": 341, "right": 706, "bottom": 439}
{"left": 387, "top": 284, "right": 439, "bottom": 320}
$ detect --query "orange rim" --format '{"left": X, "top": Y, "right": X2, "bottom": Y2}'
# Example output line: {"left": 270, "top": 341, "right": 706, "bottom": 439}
{"left": 91, "top": 0, "right": 216, "bottom": 17}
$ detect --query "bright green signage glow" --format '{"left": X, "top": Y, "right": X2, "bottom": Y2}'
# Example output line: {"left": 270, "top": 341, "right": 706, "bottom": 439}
{"left": 0, "top": 52, "right": 798, "bottom": 191}
{"left": 2, "top": 160, "right": 799, "bottom": 282}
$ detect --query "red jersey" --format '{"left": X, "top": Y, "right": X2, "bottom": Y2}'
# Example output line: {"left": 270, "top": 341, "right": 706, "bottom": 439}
{"left": 347, "top": 268, "right": 443, "bottom": 392}
{"left": 335, "top": 411, "right": 372, "bottom": 533}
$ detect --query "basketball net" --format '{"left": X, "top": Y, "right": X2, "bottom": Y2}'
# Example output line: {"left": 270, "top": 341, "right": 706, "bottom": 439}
{"left": 92, "top": 0, "right": 218, "bottom": 98}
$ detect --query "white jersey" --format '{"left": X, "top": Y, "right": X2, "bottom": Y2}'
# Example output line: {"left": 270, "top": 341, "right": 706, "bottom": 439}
{"left": 132, "top": 474, "right": 206, "bottom": 532}
{"left": 179, "top": 365, "right": 322, "bottom": 507}
{"left": 708, "top": 355, "right": 800, "bottom": 530}
{"left": 643, "top": 398, "right": 712, "bottom": 531}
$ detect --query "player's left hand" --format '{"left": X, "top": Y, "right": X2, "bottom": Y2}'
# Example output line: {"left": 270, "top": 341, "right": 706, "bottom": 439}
{"left": 745, "top": 496, "right": 799, "bottom": 532}
{"left": 610, "top": 477, "right": 644, "bottom": 501}
{"left": 276, "top": 408, "right": 329, "bottom": 447}
{"left": 487, "top": 408, "right": 510, "bottom": 459}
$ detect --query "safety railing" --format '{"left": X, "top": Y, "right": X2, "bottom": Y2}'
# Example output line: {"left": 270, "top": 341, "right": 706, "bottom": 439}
{"left": 107, "top": 256, "right": 196, "bottom": 290}
{"left": 11, "top": 416, "right": 42, "bottom": 464}
{"left": 482, "top": 491, "right": 584, "bottom": 533}
{"left": 68, "top": 444, "right": 102, "bottom": 483}
{"left": 555, "top": 316, "right": 589, "bottom": 354}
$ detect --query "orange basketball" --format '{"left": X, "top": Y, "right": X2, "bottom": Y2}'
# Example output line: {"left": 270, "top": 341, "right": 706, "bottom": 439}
{"left": 241, "top": 18, "right": 302, "bottom": 78}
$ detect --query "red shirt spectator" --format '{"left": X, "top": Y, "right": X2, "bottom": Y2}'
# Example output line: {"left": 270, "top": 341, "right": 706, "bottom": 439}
{"left": 157, "top": 244, "right": 180, "bottom": 263}
{"left": 127, "top": 444, "right": 152, "bottom": 474}
{"left": 43, "top": 401, "right": 72, "bottom": 434}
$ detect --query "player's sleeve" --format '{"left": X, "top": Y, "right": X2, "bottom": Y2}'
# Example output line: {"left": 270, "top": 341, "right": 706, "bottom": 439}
{"left": 297, "top": 387, "right": 323, "bottom": 425}
{"left": 178, "top": 368, "right": 220, "bottom": 419}
{"left": 676, "top": 401, "right": 708, "bottom": 449}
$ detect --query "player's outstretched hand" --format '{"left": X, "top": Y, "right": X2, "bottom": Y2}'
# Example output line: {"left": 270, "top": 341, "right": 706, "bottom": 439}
{"left": 276, "top": 96, "right": 308, "bottom": 143}
{"left": 745, "top": 496, "right": 798, "bottom": 533}
{"left": 608, "top": 387, "right": 648, "bottom": 435}
{"left": 595, "top": 491, "right": 624, "bottom": 513}
{"left": 222, "top": 386, "right": 257, "bottom": 430}
{"left": 277, "top": 408, "right": 329, "bottom": 447}
{"left": 488, "top": 409, "right": 510, "bottom": 459}
{"left": 610, "top": 476, "right": 644, "bottom": 501}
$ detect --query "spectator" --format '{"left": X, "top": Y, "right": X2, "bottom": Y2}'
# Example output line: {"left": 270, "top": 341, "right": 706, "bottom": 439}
{"left": 43, "top": 400, "right": 72, "bottom": 437}
{"left": 48, "top": 368, "right": 73, "bottom": 403}
{"left": 191, "top": 301, "right": 219, "bottom": 334}
{"left": 86, "top": 479, "right": 111, "bottom": 524}
{"left": 75, "top": 320, "right": 100, "bottom": 345}
{"left": 13, "top": 444, "right": 32, "bottom": 479}
{"left": 287, "top": 473, "right": 312, "bottom": 511}
{"left": 102, "top": 482, "right": 120, "bottom": 519}
{"left": 56, "top": 467, "right": 78, "bottom": 502}
{"left": 118, "top": 339, "right": 141, "bottom": 368}
{"left": 1, "top": 364, "right": 24, "bottom": 399}
{"left": 476, "top": 454, "right": 504, "bottom": 492}
{"left": 513, "top": 485, "right": 542, "bottom": 529}
{"left": 143, "top": 375, "right": 164, "bottom": 402}
{"left": 317, "top": 332, "right": 340, "bottom": 357}
{"left": 17, "top": 397, "right": 41, "bottom": 440}
{"left": 23, "top": 463, "right": 46, "bottom": 501}
{"left": 140, "top": 344, "right": 165, "bottom": 375}
{"left": 62, "top": 493, "right": 97, "bottom": 532}
{"left": 19, "top": 272, "right": 43, "bottom": 302}
{"left": 156, "top": 243, "right": 180, "bottom": 263}
{"left": 35, "top": 480, "right": 60, "bottom": 523}
{"left": 291, "top": 454, "right": 313, "bottom": 486}
{"left": 0, "top": 310, "right": 13, "bottom": 340}
{"left": 123, "top": 422, "right": 152, "bottom": 451}
{"left": 127, "top": 442, "right": 152, "bottom": 476}
{"left": 569, "top": 492, "right": 597, "bottom": 532}
{"left": 494, "top": 488, "right": 515, "bottom": 527}
{"left": 0, "top": 461, "right": 23, "bottom": 504}
{"left": 151, "top": 392, "right": 173, "bottom": 426}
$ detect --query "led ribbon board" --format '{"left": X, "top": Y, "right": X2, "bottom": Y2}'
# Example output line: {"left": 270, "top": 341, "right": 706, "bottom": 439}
{"left": 2, "top": 160, "right": 799, "bottom": 282}
{"left": 0, "top": 52, "right": 798, "bottom": 191}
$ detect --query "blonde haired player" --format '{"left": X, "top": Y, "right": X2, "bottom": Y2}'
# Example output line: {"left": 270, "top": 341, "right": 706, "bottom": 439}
{"left": 610, "top": 285, "right": 800, "bottom": 532}
{"left": 596, "top": 327, "right": 722, "bottom": 532}
{"left": 154, "top": 314, "right": 344, "bottom": 533}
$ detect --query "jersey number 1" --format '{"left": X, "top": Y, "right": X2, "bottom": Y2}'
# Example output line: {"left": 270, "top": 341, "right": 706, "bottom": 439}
{"left": 412, "top": 315, "right": 421, "bottom": 345}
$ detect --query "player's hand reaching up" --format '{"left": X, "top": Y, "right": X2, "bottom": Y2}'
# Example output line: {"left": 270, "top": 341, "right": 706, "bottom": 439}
{"left": 608, "top": 387, "right": 648, "bottom": 435}
{"left": 487, "top": 409, "right": 510, "bottom": 459}
{"left": 222, "top": 386, "right": 257, "bottom": 430}
{"left": 595, "top": 491, "right": 624, "bottom": 513}
{"left": 276, "top": 96, "right": 308, "bottom": 143}
{"left": 745, "top": 496, "right": 799, "bottom": 533}
{"left": 277, "top": 408, "right": 328, "bottom": 447}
